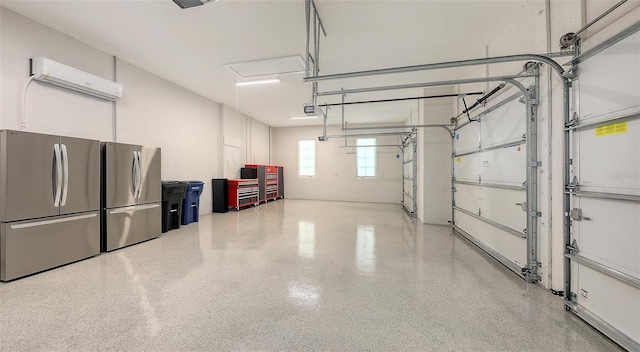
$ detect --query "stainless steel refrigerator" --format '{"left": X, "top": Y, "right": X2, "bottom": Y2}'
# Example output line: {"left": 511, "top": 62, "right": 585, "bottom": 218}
{"left": 0, "top": 130, "right": 101, "bottom": 281}
{"left": 101, "top": 142, "right": 161, "bottom": 252}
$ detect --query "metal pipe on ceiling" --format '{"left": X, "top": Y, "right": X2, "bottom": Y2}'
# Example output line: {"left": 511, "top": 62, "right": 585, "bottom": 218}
{"left": 340, "top": 124, "right": 454, "bottom": 138}
{"left": 568, "top": 19, "right": 640, "bottom": 65}
{"left": 304, "top": 54, "right": 565, "bottom": 83}
{"left": 574, "top": 0, "right": 627, "bottom": 37}
{"left": 304, "top": 0, "right": 310, "bottom": 79}
{"left": 326, "top": 131, "right": 412, "bottom": 138}
{"left": 311, "top": 0, "right": 326, "bottom": 36}
{"left": 338, "top": 144, "right": 402, "bottom": 150}
{"left": 315, "top": 74, "right": 536, "bottom": 97}
{"left": 328, "top": 73, "right": 531, "bottom": 138}
{"left": 319, "top": 92, "right": 484, "bottom": 107}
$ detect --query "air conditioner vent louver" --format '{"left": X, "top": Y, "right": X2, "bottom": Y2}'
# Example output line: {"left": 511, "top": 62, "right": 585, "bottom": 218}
{"left": 31, "top": 57, "right": 122, "bottom": 101}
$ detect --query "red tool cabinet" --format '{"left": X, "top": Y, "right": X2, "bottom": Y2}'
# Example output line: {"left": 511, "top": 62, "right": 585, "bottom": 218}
{"left": 227, "top": 179, "right": 259, "bottom": 210}
{"left": 244, "top": 164, "right": 284, "bottom": 203}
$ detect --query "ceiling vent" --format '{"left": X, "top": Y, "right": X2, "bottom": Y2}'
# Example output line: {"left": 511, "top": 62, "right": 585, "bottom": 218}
{"left": 224, "top": 55, "right": 306, "bottom": 79}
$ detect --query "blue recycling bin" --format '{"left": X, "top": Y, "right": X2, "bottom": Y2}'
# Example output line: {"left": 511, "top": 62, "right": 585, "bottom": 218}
{"left": 181, "top": 180, "right": 204, "bottom": 225}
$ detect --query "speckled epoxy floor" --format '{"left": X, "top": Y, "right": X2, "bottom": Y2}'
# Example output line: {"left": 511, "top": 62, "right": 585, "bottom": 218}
{"left": 0, "top": 199, "right": 622, "bottom": 351}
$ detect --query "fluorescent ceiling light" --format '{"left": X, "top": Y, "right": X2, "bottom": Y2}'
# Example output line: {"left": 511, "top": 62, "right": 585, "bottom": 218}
{"left": 225, "top": 55, "right": 305, "bottom": 78}
{"left": 290, "top": 116, "right": 319, "bottom": 120}
{"left": 172, "top": 0, "right": 216, "bottom": 9}
{"left": 235, "top": 78, "right": 280, "bottom": 86}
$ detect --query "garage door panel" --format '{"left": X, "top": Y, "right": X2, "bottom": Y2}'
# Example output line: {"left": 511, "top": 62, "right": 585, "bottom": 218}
{"left": 454, "top": 184, "right": 481, "bottom": 212}
{"left": 455, "top": 154, "right": 480, "bottom": 182}
{"left": 576, "top": 265, "right": 640, "bottom": 343}
{"left": 453, "top": 89, "right": 529, "bottom": 281}
{"left": 454, "top": 122, "right": 480, "bottom": 153}
{"left": 481, "top": 100, "right": 526, "bottom": 148}
{"left": 481, "top": 188, "right": 527, "bottom": 232}
{"left": 579, "top": 31, "right": 640, "bottom": 122}
{"left": 479, "top": 146, "right": 526, "bottom": 185}
{"left": 576, "top": 117, "right": 640, "bottom": 195}
{"left": 574, "top": 197, "right": 640, "bottom": 278}
{"left": 455, "top": 210, "right": 527, "bottom": 268}
{"left": 569, "top": 24, "right": 640, "bottom": 350}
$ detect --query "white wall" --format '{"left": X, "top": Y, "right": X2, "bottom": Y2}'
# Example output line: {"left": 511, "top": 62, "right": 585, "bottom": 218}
{"left": 115, "top": 59, "right": 222, "bottom": 212}
{"left": 248, "top": 118, "right": 270, "bottom": 165}
{"left": 272, "top": 124, "right": 402, "bottom": 204}
{"left": 0, "top": 7, "right": 113, "bottom": 140}
{"left": 0, "top": 7, "right": 246, "bottom": 214}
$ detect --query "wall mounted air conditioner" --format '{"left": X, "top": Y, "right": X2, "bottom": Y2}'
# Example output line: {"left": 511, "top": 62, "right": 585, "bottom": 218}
{"left": 30, "top": 57, "right": 122, "bottom": 101}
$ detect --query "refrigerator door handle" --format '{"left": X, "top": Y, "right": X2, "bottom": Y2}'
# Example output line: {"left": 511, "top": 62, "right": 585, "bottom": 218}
{"left": 10, "top": 213, "right": 98, "bottom": 230}
{"left": 60, "top": 143, "right": 69, "bottom": 206}
{"left": 109, "top": 203, "right": 160, "bottom": 214}
{"left": 53, "top": 144, "right": 62, "bottom": 207}
{"left": 131, "top": 151, "right": 139, "bottom": 198}
{"left": 135, "top": 150, "right": 143, "bottom": 199}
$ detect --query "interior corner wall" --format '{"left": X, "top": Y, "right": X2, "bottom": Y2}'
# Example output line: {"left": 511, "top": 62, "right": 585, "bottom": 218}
{"left": 221, "top": 105, "right": 272, "bottom": 179}
{"left": 248, "top": 118, "right": 270, "bottom": 165}
{"left": 0, "top": 7, "right": 224, "bottom": 214}
{"left": 272, "top": 124, "right": 402, "bottom": 203}
{"left": 421, "top": 88, "right": 454, "bottom": 225}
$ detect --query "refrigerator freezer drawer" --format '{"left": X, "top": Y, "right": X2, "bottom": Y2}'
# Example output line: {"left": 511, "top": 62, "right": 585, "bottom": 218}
{"left": 102, "top": 203, "right": 161, "bottom": 252}
{"left": 0, "top": 212, "right": 100, "bottom": 281}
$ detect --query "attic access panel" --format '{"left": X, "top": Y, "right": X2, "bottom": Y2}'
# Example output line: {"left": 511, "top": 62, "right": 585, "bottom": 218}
{"left": 224, "top": 55, "right": 306, "bottom": 78}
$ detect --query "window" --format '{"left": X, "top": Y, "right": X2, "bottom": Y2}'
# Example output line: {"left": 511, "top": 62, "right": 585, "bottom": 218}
{"left": 298, "top": 140, "right": 316, "bottom": 177}
{"left": 356, "top": 138, "right": 376, "bottom": 177}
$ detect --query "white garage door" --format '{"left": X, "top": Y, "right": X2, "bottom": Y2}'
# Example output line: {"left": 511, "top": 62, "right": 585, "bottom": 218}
{"left": 402, "top": 133, "right": 417, "bottom": 216}
{"left": 566, "top": 23, "right": 640, "bottom": 351}
{"left": 452, "top": 75, "right": 539, "bottom": 283}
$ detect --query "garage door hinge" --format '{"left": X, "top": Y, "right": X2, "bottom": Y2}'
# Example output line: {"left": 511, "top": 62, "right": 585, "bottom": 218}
{"left": 529, "top": 211, "right": 542, "bottom": 217}
{"left": 566, "top": 240, "right": 579, "bottom": 254}
{"left": 566, "top": 176, "right": 579, "bottom": 191}
{"left": 529, "top": 161, "right": 542, "bottom": 167}
{"left": 565, "top": 113, "right": 579, "bottom": 128}
{"left": 562, "top": 71, "right": 577, "bottom": 80}
{"left": 570, "top": 208, "right": 591, "bottom": 222}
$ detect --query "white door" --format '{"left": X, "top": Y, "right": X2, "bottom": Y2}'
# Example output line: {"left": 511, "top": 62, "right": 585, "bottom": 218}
{"left": 453, "top": 89, "right": 531, "bottom": 279}
{"left": 567, "top": 26, "right": 640, "bottom": 351}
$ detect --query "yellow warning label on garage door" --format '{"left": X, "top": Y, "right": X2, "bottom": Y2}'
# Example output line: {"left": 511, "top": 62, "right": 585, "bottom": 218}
{"left": 595, "top": 121, "right": 627, "bottom": 137}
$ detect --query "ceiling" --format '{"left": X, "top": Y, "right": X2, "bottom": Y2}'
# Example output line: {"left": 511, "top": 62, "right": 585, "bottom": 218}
{"left": 0, "top": 0, "right": 528, "bottom": 127}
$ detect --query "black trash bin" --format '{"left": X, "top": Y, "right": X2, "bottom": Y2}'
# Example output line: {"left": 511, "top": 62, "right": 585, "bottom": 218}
{"left": 181, "top": 180, "right": 204, "bottom": 225}
{"left": 161, "top": 181, "right": 188, "bottom": 233}
{"left": 211, "top": 178, "right": 229, "bottom": 213}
